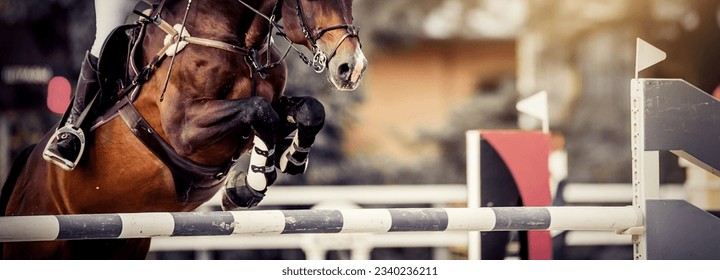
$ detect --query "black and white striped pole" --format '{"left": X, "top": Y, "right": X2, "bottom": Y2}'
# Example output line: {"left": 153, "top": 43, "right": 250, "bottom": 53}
{"left": 0, "top": 207, "right": 642, "bottom": 242}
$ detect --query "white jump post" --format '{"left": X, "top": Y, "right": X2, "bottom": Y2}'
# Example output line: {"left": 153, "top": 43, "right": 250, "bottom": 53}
{"left": 629, "top": 38, "right": 720, "bottom": 260}
{"left": 465, "top": 130, "right": 481, "bottom": 260}
{"left": 630, "top": 38, "right": 666, "bottom": 260}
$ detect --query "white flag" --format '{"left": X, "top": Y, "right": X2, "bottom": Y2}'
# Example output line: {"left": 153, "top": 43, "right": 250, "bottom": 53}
{"left": 635, "top": 38, "right": 666, "bottom": 76}
{"left": 516, "top": 90, "right": 549, "bottom": 133}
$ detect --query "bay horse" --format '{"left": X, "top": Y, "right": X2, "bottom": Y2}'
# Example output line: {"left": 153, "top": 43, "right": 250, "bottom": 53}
{"left": 1, "top": 0, "right": 366, "bottom": 259}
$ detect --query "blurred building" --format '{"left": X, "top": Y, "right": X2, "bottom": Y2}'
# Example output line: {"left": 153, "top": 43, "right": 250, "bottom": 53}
{"left": 337, "top": 0, "right": 524, "bottom": 184}
{"left": 519, "top": 0, "right": 720, "bottom": 185}
{"left": 349, "top": 0, "right": 720, "bottom": 186}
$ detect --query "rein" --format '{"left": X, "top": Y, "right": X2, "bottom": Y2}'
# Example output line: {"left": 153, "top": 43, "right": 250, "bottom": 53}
{"left": 135, "top": 0, "right": 267, "bottom": 97}
{"left": 130, "top": 0, "right": 360, "bottom": 94}
{"left": 160, "top": 0, "right": 193, "bottom": 101}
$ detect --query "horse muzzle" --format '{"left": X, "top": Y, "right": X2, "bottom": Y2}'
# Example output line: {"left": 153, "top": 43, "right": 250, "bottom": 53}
{"left": 327, "top": 46, "right": 367, "bottom": 91}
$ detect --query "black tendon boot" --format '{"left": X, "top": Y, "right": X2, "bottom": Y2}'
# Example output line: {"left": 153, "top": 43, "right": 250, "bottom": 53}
{"left": 43, "top": 52, "right": 100, "bottom": 171}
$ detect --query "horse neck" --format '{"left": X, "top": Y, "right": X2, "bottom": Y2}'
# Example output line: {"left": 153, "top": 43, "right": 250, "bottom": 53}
{"left": 164, "top": 0, "right": 277, "bottom": 49}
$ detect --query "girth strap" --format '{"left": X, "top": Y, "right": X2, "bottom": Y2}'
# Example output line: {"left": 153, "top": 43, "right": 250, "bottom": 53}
{"left": 117, "top": 96, "right": 229, "bottom": 204}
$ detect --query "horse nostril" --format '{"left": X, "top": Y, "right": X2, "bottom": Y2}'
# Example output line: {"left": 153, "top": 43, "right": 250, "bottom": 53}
{"left": 338, "top": 63, "right": 351, "bottom": 78}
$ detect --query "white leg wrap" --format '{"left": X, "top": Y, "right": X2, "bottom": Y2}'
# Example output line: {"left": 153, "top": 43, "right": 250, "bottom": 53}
{"left": 280, "top": 130, "right": 309, "bottom": 174}
{"left": 247, "top": 137, "right": 273, "bottom": 191}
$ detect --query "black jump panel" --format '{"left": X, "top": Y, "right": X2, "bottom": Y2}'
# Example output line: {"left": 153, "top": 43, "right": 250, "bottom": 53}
{"left": 642, "top": 79, "right": 720, "bottom": 173}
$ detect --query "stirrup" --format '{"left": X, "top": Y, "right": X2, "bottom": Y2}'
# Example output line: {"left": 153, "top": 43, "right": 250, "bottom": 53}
{"left": 42, "top": 126, "right": 86, "bottom": 171}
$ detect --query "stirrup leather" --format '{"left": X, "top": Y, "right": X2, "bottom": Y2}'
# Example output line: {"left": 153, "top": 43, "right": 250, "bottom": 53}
{"left": 42, "top": 126, "right": 86, "bottom": 171}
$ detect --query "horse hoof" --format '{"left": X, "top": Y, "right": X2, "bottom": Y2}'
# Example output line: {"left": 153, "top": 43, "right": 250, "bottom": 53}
{"left": 280, "top": 159, "right": 307, "bottom": 175}
{"left": 221, "top": 189, "right": 239, "bottom": 211}
{"left": 221, "top": 172, "right": 267, "bottom": 210}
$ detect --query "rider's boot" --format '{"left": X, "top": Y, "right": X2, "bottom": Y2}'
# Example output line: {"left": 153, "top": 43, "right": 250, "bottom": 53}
{"left": 43, "top": 52, "right": 100, "bottom": 171}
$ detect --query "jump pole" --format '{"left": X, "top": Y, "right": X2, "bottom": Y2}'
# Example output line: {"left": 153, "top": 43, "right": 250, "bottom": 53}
{"left": 0, "top": 207, "right": 642, "bottom": 242}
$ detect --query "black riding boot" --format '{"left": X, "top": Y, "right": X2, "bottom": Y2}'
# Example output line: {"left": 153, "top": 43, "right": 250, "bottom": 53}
{"left": 43, "top": 52, "right": 100, "bottom": 171}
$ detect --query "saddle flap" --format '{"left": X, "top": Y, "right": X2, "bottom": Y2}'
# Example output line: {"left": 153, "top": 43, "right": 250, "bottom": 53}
{"left": 97, "top": 24, "right": 144, "bottom": 106}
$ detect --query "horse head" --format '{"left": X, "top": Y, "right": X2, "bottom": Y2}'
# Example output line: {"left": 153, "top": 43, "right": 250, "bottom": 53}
{"left": 280, "top": 0, "right": 367, "bottom": 91}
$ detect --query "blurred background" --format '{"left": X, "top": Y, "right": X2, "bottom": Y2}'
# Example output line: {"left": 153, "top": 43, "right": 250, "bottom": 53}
{"left": 1, "top": 0, "right": 720, "bottom": 260}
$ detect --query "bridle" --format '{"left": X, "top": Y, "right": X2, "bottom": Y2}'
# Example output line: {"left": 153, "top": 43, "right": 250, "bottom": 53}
{"left": 292, "top": 0, "right": 360, "bottom": 73}
{"left": 138, "top": 0, "right": 361, "bottom": 99}
{"left": 238, "top": 0, "right": 360, "bottom": 73}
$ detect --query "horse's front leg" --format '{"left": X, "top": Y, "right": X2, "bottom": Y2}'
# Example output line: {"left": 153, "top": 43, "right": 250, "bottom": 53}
{"left": 238, "top": 100, "right": 280, "bottom": 207}
{"left": 224, "top": 97, "right": 281, "bottom": 210}
{"left": 222, "top": 133, "right": 277, "bottom": 210}
{"left": 168, "top": 96, "right": 279, "bottom": 209}
{"left": 273, "top": 96, "right": 326, "bottom": 175}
